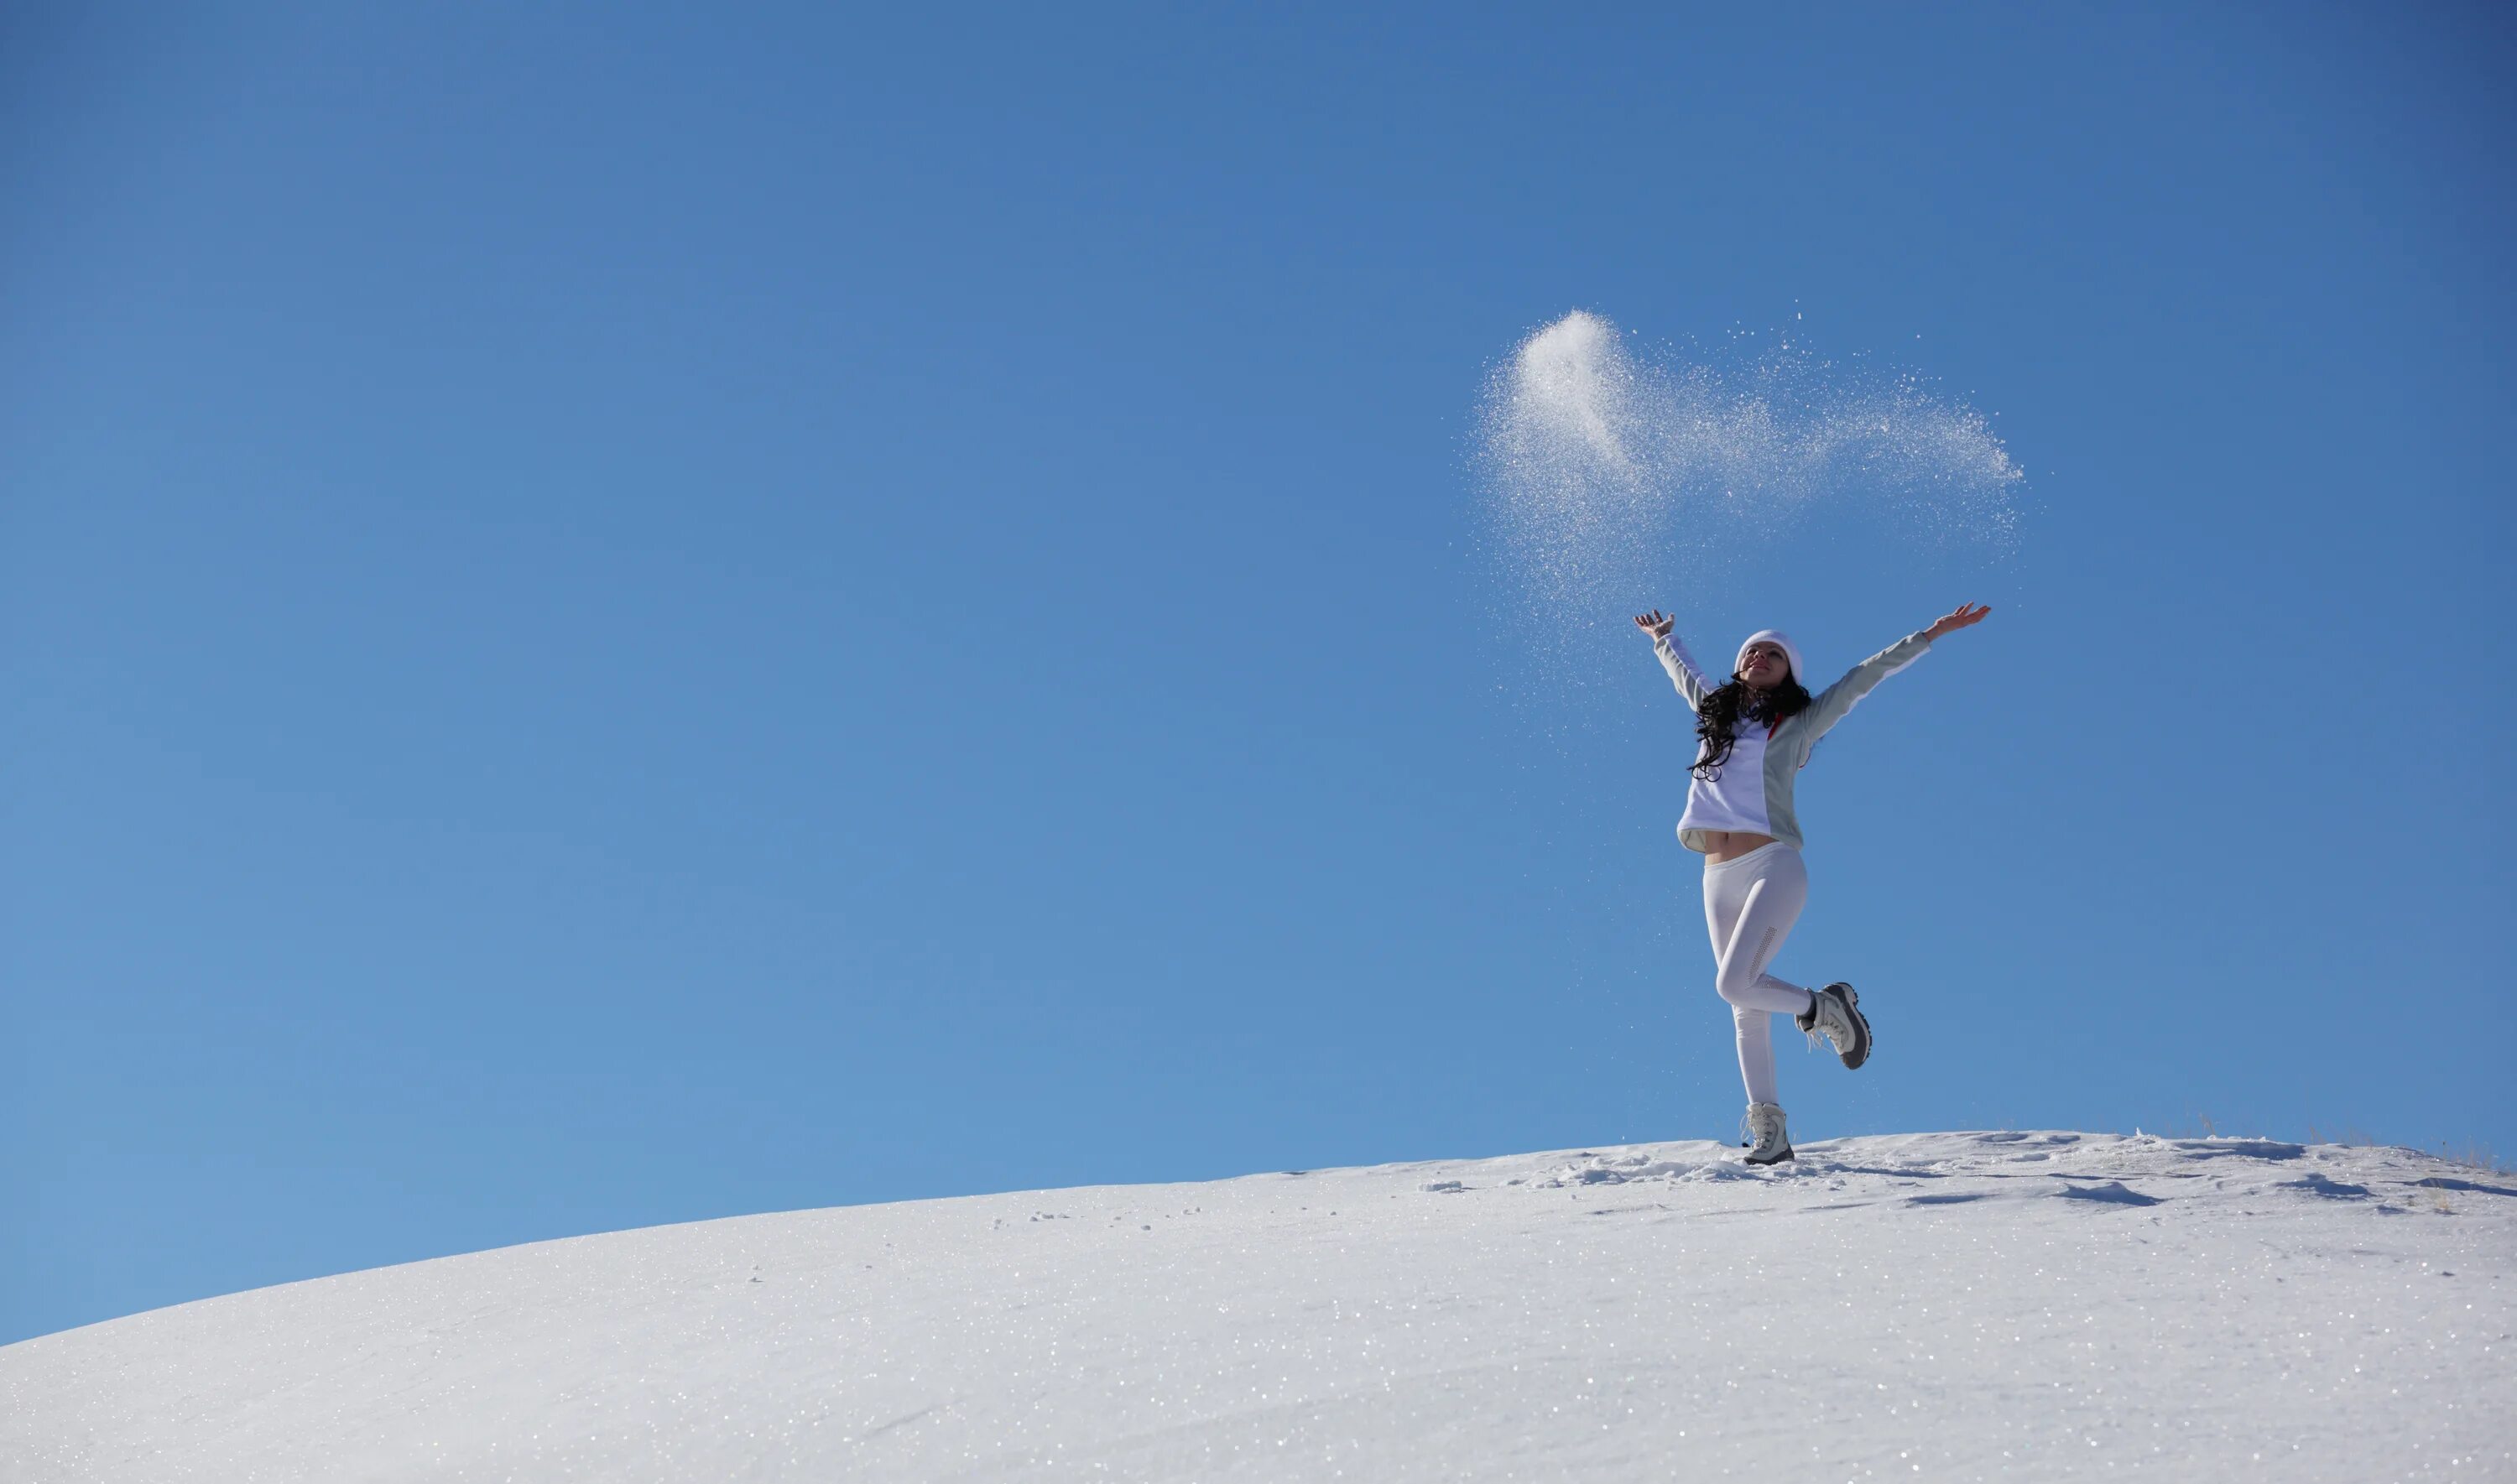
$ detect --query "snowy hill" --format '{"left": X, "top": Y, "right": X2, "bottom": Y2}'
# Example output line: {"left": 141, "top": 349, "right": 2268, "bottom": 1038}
{"left": 4, "top": 1132, "right": 2511, "bottom": 1481}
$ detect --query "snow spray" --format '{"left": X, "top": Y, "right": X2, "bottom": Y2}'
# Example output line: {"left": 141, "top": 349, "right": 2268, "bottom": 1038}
{"left": 1472, "top": 310, "right": 2025, "bottom": 700}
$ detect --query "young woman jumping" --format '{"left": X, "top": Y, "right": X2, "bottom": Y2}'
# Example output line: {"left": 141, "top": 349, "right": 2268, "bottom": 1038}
{"left": 1632, "top": 601, "right": 1991, "bottom": 1164}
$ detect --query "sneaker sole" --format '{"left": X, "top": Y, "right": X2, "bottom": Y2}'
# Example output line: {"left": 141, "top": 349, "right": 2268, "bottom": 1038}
{"left": 1829, "top": 982, "right": 1872, "bottom": 1070}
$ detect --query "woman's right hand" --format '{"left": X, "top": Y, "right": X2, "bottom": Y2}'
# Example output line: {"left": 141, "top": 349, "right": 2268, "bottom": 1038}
{"left": 1632, "top": 610, "right": 1675, "bottom": 638}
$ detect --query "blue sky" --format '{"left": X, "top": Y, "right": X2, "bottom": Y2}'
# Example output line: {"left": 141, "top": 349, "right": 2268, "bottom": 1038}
{"left": 5, "top": 3, "right": 2510, "bottom": 1344}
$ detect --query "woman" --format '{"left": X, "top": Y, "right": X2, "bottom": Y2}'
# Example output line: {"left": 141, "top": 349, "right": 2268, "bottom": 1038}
{"left": 1632, "top": 601, "right": 1991, "bottom": 1164}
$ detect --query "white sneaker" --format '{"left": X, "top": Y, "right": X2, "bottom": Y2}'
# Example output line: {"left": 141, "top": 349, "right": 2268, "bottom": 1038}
{"left": 1797, "top": 982, "right": 1871, "bottom": 1069}
{"left": 1742, "top": 1101, "right": 1793, "bottom": 1165}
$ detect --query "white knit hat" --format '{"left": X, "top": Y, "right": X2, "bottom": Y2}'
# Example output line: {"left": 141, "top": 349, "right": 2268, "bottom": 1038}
{"left": 1734, "top": 630, "right": 1805, "bottom": 685}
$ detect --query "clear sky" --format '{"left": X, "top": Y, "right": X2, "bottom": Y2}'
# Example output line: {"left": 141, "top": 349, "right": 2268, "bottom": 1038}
{"left": 5, "top": 3, "right": 2510, "bottom": 1345}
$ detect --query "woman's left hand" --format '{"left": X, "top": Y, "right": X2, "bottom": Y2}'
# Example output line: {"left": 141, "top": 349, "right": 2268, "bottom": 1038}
{"left": 1923, "top": 602, "right": 1992, "bottom": 641}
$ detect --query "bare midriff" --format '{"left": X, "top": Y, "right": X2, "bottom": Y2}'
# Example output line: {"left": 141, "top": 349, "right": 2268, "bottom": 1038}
{"left": 1699, "top": 830, "right": 1779, "bottom": 864}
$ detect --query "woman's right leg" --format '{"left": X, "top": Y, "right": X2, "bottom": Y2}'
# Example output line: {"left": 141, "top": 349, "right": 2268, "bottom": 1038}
{"left": 1702, "top": 847, "right": 1815, "bottom": 1106}
{"left": 1729, "top": 1002, "right": 1778, "bottom": 1109}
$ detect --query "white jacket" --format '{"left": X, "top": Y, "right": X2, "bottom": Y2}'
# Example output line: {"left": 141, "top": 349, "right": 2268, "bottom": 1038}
{"left": 1652, "top": 629, "right": 1933, "bottom": 852}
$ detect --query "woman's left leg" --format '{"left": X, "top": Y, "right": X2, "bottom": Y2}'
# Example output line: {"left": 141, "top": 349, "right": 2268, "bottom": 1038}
{"left": 1703, "top": 847, "right": 1816, "bottom": 1105}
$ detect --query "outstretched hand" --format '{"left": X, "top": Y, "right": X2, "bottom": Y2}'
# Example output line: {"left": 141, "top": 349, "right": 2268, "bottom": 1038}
{"left": 1632, "top": 609, "right": 1675, "bottom": 639}
{"left": 1923, "top": 601, "right": 1992, "bottom": 642}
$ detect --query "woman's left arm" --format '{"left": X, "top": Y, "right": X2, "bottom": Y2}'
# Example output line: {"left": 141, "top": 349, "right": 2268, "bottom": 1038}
{"left": 1796, "top": 602, "right": 1991, "bottom": 748}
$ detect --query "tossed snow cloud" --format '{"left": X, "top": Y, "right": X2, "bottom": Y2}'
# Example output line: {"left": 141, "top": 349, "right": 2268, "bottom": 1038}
{"left": 1474, "top": 310, "right": 2025, "bottom": 628}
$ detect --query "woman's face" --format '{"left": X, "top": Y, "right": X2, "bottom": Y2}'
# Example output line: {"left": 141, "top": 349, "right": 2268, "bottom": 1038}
{"left": 1738, "top": 642, "right": 1790, "bottom": 691}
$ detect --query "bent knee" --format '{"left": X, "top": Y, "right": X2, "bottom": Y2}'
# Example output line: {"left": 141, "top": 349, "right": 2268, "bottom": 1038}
{"left": 1713, "top": 925, "right": 1783, "bottom": 1006}
{"left": 1713, "top": 968, "right": 1762, "bottom": 1008}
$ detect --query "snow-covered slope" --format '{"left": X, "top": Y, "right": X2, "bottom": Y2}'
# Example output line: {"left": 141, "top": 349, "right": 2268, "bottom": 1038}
{"left": 5, "top": 1133, "right": 2510, "bottom": 1481}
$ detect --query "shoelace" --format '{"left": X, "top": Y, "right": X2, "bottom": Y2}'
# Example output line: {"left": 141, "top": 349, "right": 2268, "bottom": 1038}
{"left": 1741, "top": 1106, "right": 1789, "bottom": 1159}
{"left": 1801, "top": 991, "right": 1850, "bottom": 1054}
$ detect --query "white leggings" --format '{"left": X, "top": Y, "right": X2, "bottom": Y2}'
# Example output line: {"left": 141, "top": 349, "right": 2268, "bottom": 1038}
{"left": 1701, "top": 843, "right": 1818, "bottom": 1106}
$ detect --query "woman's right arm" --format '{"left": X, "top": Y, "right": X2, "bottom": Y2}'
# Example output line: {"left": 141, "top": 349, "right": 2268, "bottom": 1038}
{"left": 1634, "top": 610, "right": 1711, "bottom": 711}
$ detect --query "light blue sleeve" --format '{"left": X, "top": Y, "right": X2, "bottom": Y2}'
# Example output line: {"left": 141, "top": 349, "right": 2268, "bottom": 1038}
{"left": 1795, "top": 630, "right": 1933, "bottom": 753}
{"left": 1652, "top": 633, "right": 1714, "bottom": 711}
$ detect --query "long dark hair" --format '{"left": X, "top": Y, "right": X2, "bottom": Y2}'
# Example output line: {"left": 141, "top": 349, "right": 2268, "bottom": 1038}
{"left": 1692, "top": 675, "right": 1811, "bottom": 780}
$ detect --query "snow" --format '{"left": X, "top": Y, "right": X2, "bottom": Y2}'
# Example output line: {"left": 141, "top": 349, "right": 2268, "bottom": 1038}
{"left": 5, "top": 1132, "right": 2511, "bottom": 1481}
